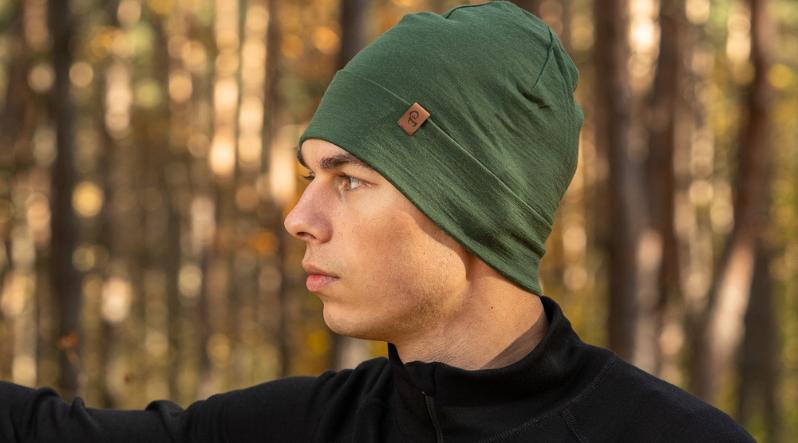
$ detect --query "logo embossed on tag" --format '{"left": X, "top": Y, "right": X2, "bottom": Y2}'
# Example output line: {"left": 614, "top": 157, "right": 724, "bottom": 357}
{"left": 398, "top": 102, "right": 430, "bottom": 136}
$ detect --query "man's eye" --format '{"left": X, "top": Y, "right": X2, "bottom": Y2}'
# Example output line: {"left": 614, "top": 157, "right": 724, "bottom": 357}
{"left": 300, "top": 174, "right": 365, "bottom": 191}
{"left": 339, "top": 174, "right": 365, "bottom": 191}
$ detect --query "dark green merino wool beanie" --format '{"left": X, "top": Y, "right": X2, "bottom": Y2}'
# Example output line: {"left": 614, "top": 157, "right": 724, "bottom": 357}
{"left": 297, "top": 0, "right": 583, "bottom": 296}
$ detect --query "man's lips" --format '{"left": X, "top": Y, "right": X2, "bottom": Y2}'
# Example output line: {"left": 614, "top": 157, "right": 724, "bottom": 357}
{"left": 302, "top": 262, "right": 339, "bottom": 291}
{"left": 306, "top": 274, "right": 339, "bottom": 291}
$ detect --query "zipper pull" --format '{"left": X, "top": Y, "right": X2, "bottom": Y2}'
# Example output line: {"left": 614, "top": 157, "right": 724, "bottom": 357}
{"left": 421, "top": 391, "right": 444, "bottom": 443}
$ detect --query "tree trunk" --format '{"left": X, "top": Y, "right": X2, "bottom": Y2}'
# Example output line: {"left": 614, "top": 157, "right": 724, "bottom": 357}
{"left": 95, "top": 0, "right": 122, "bottom": 408}
{"left": 690, "top": 0, "right": 774, "bottom": 404}
{"left": 737, "top": 244, "right": 781, "bottom": 442}
{"left": 559, "top": 0, "right": 572, "bottom": 51}
{"left": 150, "top": 10, "right": 183, "bottom": 401}
{"left": 338, "top": 0, "right": 369, "bottom": 69}
{"left": 0, "top": 2, "right": 36, "bottom": 171}
{"left": 0, "top": 0, "right": 32, "bottom": 382}
{"left": 512, "top": 0, "right": 542, "bottom": 17}
{"left": 47, "top": 0, "right": 82, "bottom": 400}
{"left": 261, "top": 0, "right": 292, "bottom": 378}
{"left": 643, "top": 0, "right": 684, "bottom": 377}
{"left": 96, "top": 48, "right": 116, "bottom": 409}
{"left": 593, "top": 0, "right": 646, "bottom": 362}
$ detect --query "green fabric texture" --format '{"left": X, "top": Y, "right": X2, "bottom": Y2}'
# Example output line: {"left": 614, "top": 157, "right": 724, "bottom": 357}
{"left": 297, "top": 0, "right": 583, "bottom": 296}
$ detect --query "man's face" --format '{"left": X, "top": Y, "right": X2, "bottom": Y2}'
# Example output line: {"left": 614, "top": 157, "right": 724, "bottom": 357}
{"left": 284, "top": 138, "right": 471, "bottom": 342}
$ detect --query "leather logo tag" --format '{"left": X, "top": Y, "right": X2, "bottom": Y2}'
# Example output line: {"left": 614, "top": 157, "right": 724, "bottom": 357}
{"left": 398, "top": 102, "right": 430, "bottom": 136}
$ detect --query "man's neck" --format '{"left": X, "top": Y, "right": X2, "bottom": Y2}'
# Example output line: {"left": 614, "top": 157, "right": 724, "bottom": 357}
{"left": 482, "top": 309, "right": 549, "bottom": 369}
{"left": 391, "top": 280, "right": 549, "bottom": 370}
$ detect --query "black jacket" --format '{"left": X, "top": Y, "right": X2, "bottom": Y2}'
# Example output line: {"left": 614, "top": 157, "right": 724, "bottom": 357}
{"left": 1, "top": 295, "right": 755, "bottom": 442}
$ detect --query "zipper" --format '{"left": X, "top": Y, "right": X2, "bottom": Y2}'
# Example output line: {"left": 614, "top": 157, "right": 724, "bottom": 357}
{"left": 422, "top": 391, "right": 444, "bottom": 443}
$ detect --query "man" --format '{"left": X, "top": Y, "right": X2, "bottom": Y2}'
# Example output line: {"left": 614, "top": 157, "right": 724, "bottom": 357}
{"left": 1, "top": 1, "right": 755, "bottom": 442}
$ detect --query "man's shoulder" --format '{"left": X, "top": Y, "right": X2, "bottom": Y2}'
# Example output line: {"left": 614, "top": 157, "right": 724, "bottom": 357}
{"left": 219, "top": 354, "right": 390, "bottom": 407}
{"left": 566, "top": 352, "right": 756, "bottom": 442}
{"left": 307, "top": 354, "right": 392, "bottom": 402}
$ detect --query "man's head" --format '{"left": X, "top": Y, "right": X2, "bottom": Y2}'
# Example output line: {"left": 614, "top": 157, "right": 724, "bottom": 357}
{"left": 285, "top": 1, "right": 583, "bottom": 341}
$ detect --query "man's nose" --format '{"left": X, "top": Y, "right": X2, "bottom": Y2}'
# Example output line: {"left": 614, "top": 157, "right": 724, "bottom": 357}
{"left": 283, "top": 188, "right": 331, "bottom": 243}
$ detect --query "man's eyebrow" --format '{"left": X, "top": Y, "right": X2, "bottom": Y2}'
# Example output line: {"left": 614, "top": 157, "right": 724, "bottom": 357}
{"left": 296, "top": 147, "right": 376, "bottom": 173}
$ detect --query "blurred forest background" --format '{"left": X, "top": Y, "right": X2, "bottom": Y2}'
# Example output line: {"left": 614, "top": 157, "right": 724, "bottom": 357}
{"left": 0, "top": 0, "right": 795, "bottom": 441}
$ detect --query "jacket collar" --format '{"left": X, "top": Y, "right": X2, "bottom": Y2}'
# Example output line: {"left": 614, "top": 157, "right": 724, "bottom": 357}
{"left": 386, "top": 294, "right": 616, "bottom": 436}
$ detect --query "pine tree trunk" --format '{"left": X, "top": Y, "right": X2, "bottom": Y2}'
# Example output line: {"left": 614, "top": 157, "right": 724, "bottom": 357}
{"left": 690, "top": 0, "right": 774, "bottom": 403}
{"left": 512, "top": 0, "right": 542, "bottom": 17}
{"left": 593, "top": 0, "right": 643, "bottom": 362}
{"left": 643, "top": 0, "right": 684, "bottom": 377}
{"left": 738, "top": 245, "right": 781, "bottom": 442}
{"left": 260, "top": 0, "right": 293, "bottom": 379}
{"left": 48, "top": 0, "right": 82, "bottom": 400}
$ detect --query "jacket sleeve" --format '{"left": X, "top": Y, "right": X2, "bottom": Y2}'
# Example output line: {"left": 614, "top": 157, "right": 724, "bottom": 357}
{"left": 1, "top": 374, "right": 334, "bottom": 443}
{"left": 1, "top": 381, "right": 175, "bottom": 442}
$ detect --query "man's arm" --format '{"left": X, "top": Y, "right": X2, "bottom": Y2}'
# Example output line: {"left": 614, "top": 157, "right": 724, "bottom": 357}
{"left": 1, "top": 381, "right": 194, "bottom": 442}
{"left": 1, "top": 374, "right": 328, "bottom": 443}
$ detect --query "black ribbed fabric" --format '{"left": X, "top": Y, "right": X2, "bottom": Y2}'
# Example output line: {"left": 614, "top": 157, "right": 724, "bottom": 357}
{"left": 1, "top": 296, "right": 755, "bottom": 442}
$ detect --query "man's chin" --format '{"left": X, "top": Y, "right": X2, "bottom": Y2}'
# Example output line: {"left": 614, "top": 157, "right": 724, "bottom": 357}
{"left": 321, "top": 305, "right": 385, "bottom": 341}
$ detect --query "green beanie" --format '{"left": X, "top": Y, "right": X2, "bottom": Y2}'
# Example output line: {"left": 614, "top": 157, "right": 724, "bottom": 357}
{"left": 297, "top": 0, "right": 583, "bottom": 296}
